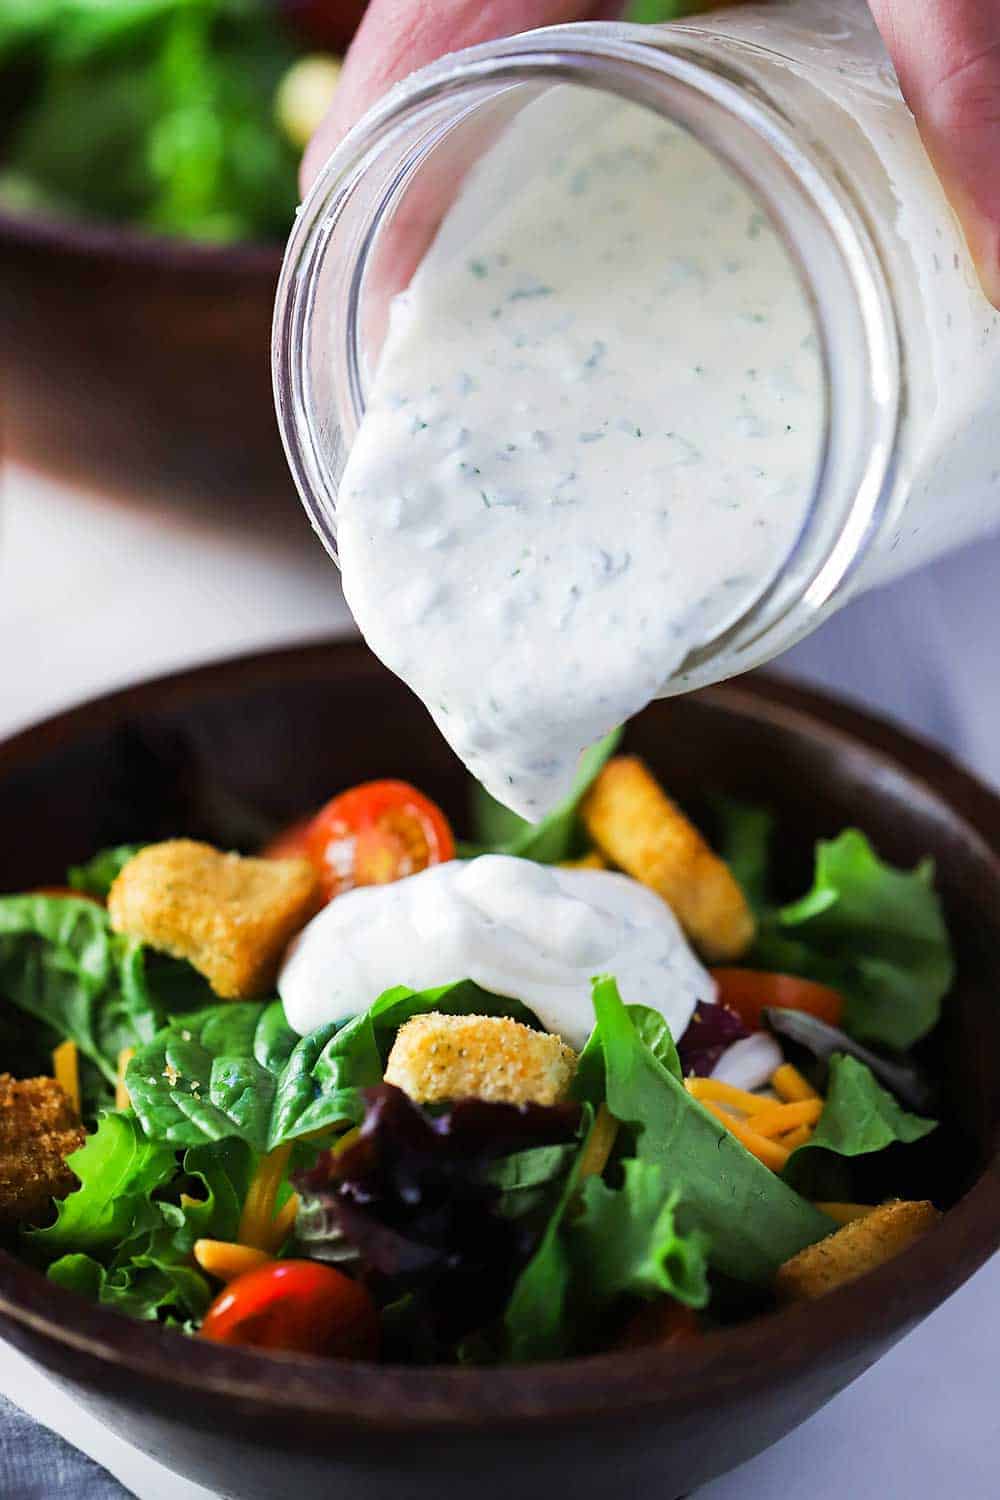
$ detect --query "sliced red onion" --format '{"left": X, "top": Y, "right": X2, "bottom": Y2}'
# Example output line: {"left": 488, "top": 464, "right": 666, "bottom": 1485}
{"left": 710, "top": 1032, "right": 783, "bottom": 1091}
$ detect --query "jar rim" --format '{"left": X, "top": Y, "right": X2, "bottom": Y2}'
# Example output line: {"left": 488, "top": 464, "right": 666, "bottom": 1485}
{"left": 272, "top": 20, "right": 901, "bottom": 686}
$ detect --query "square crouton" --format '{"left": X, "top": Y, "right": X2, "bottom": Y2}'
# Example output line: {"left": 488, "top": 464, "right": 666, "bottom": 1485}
{"left": 108, "top": 839, "right": 320, "bottom": 999}
{"left": 580, "top": 756, "right": 754, "bottom": 962}
{"left": 776, "top": 1199, "right": 941, "bottom": 1301}
{"left": 384, "top": 1013, "right": 577, "bottom": 1107}
{"left": 0, "top": 1074, "right": 85, "bottom": 1226}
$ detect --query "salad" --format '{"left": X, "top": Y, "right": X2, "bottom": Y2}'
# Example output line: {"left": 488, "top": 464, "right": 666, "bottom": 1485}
{"left": 0, "top": 736, "right": 953, "bottom": 1363}
{"left": 0, "top": 0, "right": 691, "bottom": 244}
{"left": 0, "top": 0, "right": 352, "bottom": 243}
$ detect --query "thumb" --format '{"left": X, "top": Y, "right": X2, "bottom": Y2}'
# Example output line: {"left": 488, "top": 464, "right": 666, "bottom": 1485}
{"left": 868, "top": 0, "right": 1000, "bottom": 306}
{"left": 301, "top": 0, "right": 617, "bottom": 193}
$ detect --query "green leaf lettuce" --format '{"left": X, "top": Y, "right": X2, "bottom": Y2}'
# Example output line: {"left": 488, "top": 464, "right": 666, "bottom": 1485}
{"left": 783, "top": 1053, "right": 937, "bottom": 1197}
{"left": 34, "top": 1111, "right": 257, "bottom": 1325}
{"left": 582, "top": 977, "right": 831, "bottom": 1284}
{"left": 752, "top": 830, "right": 954, "bottom": 1052}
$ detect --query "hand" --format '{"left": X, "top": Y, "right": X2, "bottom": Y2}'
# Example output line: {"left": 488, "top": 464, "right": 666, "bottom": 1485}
{"left": 300, "top": 0, "right": 613, "bottom": 189}
{"left": 869, "top": 0, "right": 1000, "bottom": 304}
{"left": 304, "top": 0, "right": 1000, "bottom": 307}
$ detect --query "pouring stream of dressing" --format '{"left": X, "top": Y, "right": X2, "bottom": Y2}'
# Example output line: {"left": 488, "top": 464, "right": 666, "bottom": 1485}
{"left": 337, "top": 87, "right": 824, "bottom": 818}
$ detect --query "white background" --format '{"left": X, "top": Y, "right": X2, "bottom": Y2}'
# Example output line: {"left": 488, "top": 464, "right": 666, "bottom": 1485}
{"left": 2, "top": 461, "right": 998, "bottom": 1498}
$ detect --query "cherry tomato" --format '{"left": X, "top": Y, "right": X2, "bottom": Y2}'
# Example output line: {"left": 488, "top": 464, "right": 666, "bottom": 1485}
{"left": 616, "top": 1300, "right": 701, "bottom": 1350}
{"left": 306, "top": 780, "right": 455, "bottom": 901}
{"left": 260, "top": 815, "right": 315, "bottom": 861}
{"left": 710, "top": 969, "right": 844, "bottom": 1031}
{"left": 200, "top": 1260, "right": 379, "bottom": 1358}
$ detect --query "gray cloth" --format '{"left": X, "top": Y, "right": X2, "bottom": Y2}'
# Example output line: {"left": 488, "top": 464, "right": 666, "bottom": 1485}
{"left": 0, "top": 1394, "right": 131, "bottom": 1498}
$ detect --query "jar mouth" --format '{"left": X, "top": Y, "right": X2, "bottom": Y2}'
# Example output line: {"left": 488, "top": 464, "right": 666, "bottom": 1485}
{"left": 273, "top": 20, "right": 900, "bottom": 688}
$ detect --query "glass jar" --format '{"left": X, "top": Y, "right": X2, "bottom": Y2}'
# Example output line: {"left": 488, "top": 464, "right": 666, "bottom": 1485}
{"left": 273, "top": 0, "right": 1000, "bottom": 694}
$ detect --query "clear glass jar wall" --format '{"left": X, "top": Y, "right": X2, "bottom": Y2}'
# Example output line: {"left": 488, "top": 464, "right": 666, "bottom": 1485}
{"left": 668, "top": 0, "right": 1000, "bottom": 595}
{"left": 273, "top": 0, "right": 1000, "bottom": 693}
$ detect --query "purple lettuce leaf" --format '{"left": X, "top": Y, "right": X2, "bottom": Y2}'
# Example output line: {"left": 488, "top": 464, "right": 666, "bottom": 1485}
{"left": 677, "top": 1002, "right": 749, "bottom": 1077}
{"left": 294, "top": 1085, "right": 582, "bottom": 1349}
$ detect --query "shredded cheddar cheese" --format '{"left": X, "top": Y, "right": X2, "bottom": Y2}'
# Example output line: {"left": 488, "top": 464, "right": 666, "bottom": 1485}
{"left": 194, "top": 1240, "right": 271, "bottom": 1282}
{"left": 271, "top": 1192, "right": 300, "bottom": 1246}
{"left": 780, "top": 1124, "right": 814, "bottom": 1150}
{"left": 332, "top": 1126, "right": 361, "bottom": 1156}
{"left": 115, "top": 1047, "right": 135, "bottom": 1111}
{"left": 700, "top": 1100, "right": 791, "bottom": 1171}
{"left": 772, "top": 1063, "right": 819, "bottom": 1103}
{"left": 52, "top": 1040, "right": 80, "bottom": 1115}
{"left": 577, "top": 1104, "right": 619, "bottom": 1183}
{"left": 747, "top": 1098, "right": 823, "bottom": 1139}
{"left": 238, "top": 1142, "right": 294, "bottom": 1253}
{"left": 685, "top": 1078, "right": 773, "bottom": 1115}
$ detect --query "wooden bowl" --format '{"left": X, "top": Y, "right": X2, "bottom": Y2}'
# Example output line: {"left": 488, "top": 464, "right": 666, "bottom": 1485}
{"left": 0, "top": 1, "right": 369, "bottom": 518}
{"left": 0, "top": 641, "right": 997, "bottom": 1500}
{"left": 0, "top": 209, "right": 293, "bottom": 518}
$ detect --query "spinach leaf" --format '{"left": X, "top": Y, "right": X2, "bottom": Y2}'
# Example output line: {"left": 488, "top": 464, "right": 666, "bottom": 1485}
{"left": 464, "top": 726, "right": 622, "bottom": 863}
{"left": 484, "top": 1141, "right": 581, "bottom": 1224}
{"left": 574, "top": 1000, "right": 681, "bottom": 1108}
{"left": 783, "top": 1053, "right": 937, "bottom": 1197}
{"left": 628, "top": 1004, "right": 683, "bottom": 1081}
{"left": 127, "top": 982, "right": 537, "bottom": 1151}
{"left": 67, "top": 844, "right": 144, "bottom": 899}
{"left": 754, "top": 831, "right": 953, "bottom": 1051}
{"left": 585, "top": 977, "right": 831, "bottom": 1284}
{"left": 0, "top": 894, "right": 214, "bottom": 1088}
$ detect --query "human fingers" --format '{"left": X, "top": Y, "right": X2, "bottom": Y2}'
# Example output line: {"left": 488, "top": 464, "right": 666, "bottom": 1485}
{"left": 868, "top": 0, "right": 1000, "bottom": 305}
{"left": 301, "top": 0, "right": 618, "bottom": 190}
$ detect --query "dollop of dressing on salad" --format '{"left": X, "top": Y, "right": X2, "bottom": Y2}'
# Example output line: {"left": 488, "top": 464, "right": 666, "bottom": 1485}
{"left": 278, "top": 854, "right": 713, "bottom": 1048}
{"left": 337, "top": 88, "right": 823, "bottom": 818}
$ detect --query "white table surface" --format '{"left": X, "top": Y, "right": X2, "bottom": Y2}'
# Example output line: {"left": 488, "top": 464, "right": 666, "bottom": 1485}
{"left": 2, "top": 460, "right": 998, "bottom": 1499}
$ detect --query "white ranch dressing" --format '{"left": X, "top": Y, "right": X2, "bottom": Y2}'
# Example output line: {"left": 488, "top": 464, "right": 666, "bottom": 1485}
{"left": 337, "top": 88, "right": 824, "bottom": 818}
{"left": 278, "top": 854, "right": 714, "bottom": 1048}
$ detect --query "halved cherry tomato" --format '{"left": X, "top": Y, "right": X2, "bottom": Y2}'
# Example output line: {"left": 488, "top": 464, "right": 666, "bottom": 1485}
{"left": 616, "top": 1300, "right": 701, "bottom": 1350}
{"left": 305, "top": 780, "right": 455, "bottom": 901}
{"left": 262, "top": 781, "right": 454, "bottom": 902}
{"left": 200, "top": 1260, "right": 379, "bottom": 1358}
{"left": 710, "top": 969, "right": 844, "bottom": 1032}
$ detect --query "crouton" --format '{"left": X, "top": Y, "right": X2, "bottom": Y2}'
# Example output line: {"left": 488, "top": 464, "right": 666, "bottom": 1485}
{"left": 580, "top": 756, "right": 755, "bottom": 961}
{"left": 108, "top": 839, "right": 320, "bottom": 999}
{"left": 0, "top": 1074, "right": 85, "bottom": 1226}
{"left": 775, "top": 1199, "right": 941, "bottom": 1301}
{"left": 384, "top": 1013, "right": 577, "bottom": 1107}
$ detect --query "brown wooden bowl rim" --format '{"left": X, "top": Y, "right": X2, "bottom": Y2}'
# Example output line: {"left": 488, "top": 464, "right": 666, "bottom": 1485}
{"left": 0, "top": 640, "right": 998, "bottom": 1428}
{"left": 0, "top": 202, "right": 283, "bottom": 274}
